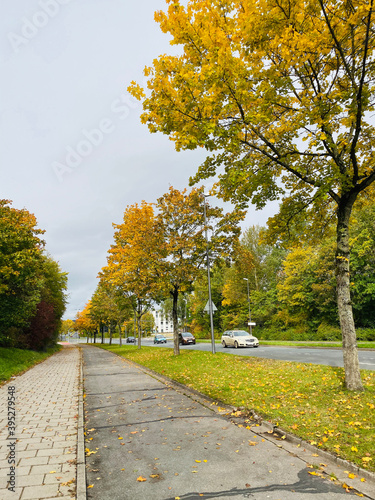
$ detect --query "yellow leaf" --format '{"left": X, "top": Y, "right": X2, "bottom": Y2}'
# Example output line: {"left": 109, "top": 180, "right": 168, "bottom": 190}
{"left": 137, "top": 476, "right": 147, "bottom": 482}
{"left": 87, "top": 485, "right": 94, "bottom": 489}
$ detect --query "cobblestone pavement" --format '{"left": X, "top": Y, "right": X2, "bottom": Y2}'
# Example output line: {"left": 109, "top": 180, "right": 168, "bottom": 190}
{"left": 0, "top": 346, "right": 82, "bottom": 500}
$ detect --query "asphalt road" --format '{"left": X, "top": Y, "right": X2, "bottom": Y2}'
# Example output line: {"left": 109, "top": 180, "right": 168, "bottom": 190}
{"left": 82, "top": 345, "right": 368, "bottom": 500}
{"left": 79, "top": 338, "right": 375, "bottom": 371}
{"left": 176, "top": 342, "right": 375, "bottom": 371}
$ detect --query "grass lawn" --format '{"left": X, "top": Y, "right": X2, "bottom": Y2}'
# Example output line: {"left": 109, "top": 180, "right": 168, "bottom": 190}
{"left": 97, "top": 344, "right": 374, "bottom": 473}
{"left": 0, "top": 346, "right": 61, "bottom": 385}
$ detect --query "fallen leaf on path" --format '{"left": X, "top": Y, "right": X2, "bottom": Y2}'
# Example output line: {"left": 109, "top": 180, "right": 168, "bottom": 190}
{"left": 137, "top": 476, "right": 147, "bottom": 482}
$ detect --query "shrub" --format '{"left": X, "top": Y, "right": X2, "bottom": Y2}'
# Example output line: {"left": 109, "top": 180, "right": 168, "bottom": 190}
{"left": 316, "top": 322, "right": 341, "bottom": 341}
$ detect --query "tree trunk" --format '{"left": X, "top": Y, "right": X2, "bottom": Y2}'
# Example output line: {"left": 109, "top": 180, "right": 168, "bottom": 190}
{"left": 336, "top": 199, "right": 364, "bottom": 391}
{"left": 172, "top": 287, "right": 180, "bottom": 355}
{"left": 118, "top": 323, "right": 122, "bottom": 347}
{"left": 109, "top": 324, "right": 113, "bottom": 345}
{"left": 137, "top": 303, "right": 142, "bottom": 350}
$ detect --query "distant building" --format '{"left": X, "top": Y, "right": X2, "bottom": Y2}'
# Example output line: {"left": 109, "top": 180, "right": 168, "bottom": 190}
{"left": 152, "top": 309, "right": 173, "bottom": 333}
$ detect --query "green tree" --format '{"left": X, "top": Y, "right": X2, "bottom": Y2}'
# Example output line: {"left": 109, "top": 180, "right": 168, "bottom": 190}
{"left": 276, "top": 242, "right": 337, "bottom": 331}
{"left": 23, "top": 255, "right": 68, "bottom": 350}
{"left": 190, "top": 264, "right": 225, "bottom": 336}
{"left": 0, "top": 200, "right": 45, "bottom": 346}
{"left": 348, "top": 198, "right": 375, "bottom": 328}
{"left": 129, "top": 0, "right": 375, "bottom": 390}
{"left": 222, "top": 226, "right": 285, "bottom": 331}
{"left": 140, "top": 311, "right": 155, "bottom": 336}
{"left": 156, "top": 186, "right": 243, "bottom": 354}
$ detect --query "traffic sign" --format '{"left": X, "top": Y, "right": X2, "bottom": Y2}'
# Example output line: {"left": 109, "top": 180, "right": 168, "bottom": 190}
{"left": 204, "top": 300, "right": 217, "bottom": 313}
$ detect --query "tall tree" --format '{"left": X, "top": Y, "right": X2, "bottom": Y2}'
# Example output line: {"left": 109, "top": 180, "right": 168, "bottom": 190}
{"left": 91, "top": 281, "right": 132, "bottom": 345}
{"left": 0, "top": 200, "right": 45, "bottom": 346}
{"left": 101, "top": 202, "right": 163, "bottom": 348}
{"left": 23, "top": 255, "right": 68, "bottom": 350}
{"left": 222, "top": 226, "right": 285, "bottom": 329}
{"left": 76, "top": 301, "right": 98, "bottom": 339}
{"left": 129, "top": 0, "right": 375, "bottom": 390}
{"left": 156, "top": 186, "right": 243, "bottom": 354}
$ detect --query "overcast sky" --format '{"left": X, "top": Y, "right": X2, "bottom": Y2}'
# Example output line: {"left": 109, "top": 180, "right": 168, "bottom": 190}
{"left": 1, "top": 0, "right": 278, "bottom": 319}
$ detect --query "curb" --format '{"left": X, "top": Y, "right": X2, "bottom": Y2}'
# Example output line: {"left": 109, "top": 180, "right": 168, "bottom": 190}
{"left": 76, "top": 346, "right": 86, "bottom": 500}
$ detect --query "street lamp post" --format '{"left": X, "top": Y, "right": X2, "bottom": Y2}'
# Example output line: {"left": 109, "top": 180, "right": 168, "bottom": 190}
{"left": 204, "top": 193, "right": 216, "bottom": 354}
{"left": 243, "top": 278, "right": 252, "bottom": 336}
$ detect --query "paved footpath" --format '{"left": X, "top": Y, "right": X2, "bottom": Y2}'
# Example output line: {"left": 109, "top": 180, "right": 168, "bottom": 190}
{"left": 0, "top": 345, "right": 84, "bottom": 500}
{"left": 1, "top": 344, "right": 374, "bottom": 500}
{"left": 82, "top": 345, "right": 375, "bottom": 500}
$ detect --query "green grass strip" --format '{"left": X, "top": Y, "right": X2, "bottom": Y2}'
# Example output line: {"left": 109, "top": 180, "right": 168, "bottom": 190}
{"left": 0, "top": 346, "right": 61, "bottom": 384}
{"left": 97, "top": 344, "right": 375, "bottom": 473}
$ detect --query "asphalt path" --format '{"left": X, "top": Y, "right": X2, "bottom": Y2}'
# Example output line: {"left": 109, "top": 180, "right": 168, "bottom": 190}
{"left": 82, "top": 345, "right": 367, "bottom": 500}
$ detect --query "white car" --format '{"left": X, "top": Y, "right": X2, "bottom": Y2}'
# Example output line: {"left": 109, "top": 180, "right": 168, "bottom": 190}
{"left": 221, "top": 330, "right": 259, "bottom": 348}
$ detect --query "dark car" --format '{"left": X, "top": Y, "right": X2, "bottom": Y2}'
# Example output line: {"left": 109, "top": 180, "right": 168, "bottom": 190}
{"left": 126, "top": 336, "right": 135, "bottom": 343}
{"left": 154, "top": 334, "right": 167, "bottom": 344}
{"left": 179, "top": 332, "right": 196, "bottom": 345}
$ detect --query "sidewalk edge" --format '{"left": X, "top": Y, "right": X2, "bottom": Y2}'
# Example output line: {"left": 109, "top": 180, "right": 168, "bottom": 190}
{"left": 76, "top": 346, "right": 86, "bottom": 500}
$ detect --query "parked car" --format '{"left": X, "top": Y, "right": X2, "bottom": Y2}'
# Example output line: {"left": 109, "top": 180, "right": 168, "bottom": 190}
{"left": 179, "top": 332, "right": 196, "bottom": 345}
{"left": 126, "top": 336, "right": 135, "bottom": 343}
{"left": 221, "top": 330, "right": 259, "bottom": 348}
{"left": 154, "top": 334, "right": 167, "bottom": 344}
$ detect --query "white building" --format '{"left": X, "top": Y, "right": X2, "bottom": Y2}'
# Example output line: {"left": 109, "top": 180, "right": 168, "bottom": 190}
{"left": 152, "top": 309, "right": 174, "bottom": 333}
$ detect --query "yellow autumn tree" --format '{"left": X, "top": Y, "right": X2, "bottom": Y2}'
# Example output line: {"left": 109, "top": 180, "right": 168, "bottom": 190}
{"left": 156, "top": 186, "right": 244, "bottom": 354}
{"left": 100, "top": 202, "right": 163, "bottom": 349}
{"left": 75, "top": 301, "right": 97, "bottom": 339}
{"left": 129, "top": 0, "right": 375, "bottom": 390}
